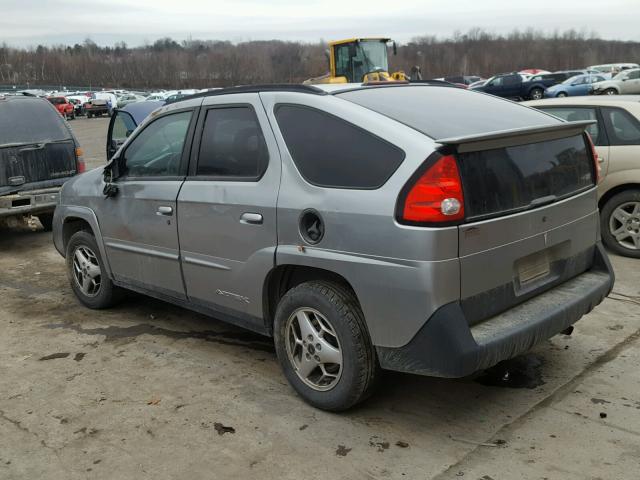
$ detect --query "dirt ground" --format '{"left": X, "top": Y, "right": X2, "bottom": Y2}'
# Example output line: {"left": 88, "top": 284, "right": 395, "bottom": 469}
{"left": 1, "top": 117, "right": 639, "bottom": 480}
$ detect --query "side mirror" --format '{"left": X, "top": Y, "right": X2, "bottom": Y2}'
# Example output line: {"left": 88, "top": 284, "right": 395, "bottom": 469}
{"left": 102, "top": 163, "right": 119, "bottom": 197}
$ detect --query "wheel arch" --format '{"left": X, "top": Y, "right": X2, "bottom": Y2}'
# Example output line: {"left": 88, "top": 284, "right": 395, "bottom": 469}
{"left": 599, "top": 183, "right": 640, "bottom": 211}
{"left": 56, "top": 205, "right": 113, "bottom": 277}
{"left": 263, "top": 264, "right": 358, "bottom": 333}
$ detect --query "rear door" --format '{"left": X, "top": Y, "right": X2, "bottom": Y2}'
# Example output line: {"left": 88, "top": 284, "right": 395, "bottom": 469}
{"left": 177, "top": 93, "right": 280, "bottom": 327}
{"left": 100, "top": 106, "right": 196, "bottom": 299}
{"left": 455, "top": 132, "right": 598, "bottom": 324}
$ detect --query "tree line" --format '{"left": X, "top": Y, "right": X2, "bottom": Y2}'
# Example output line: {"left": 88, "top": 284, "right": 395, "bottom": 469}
{"left": 1, "top": 29, "right": 639, "bottom": 90}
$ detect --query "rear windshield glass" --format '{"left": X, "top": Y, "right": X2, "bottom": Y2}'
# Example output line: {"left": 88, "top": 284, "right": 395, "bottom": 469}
{"left": 0, "top": 98, "right": 71, "bottom": 145}
{"left": 457, "top": 134, "right": 594, "bottom": 219}
{"left": 336, "top": 86, "right": 559, "bottom": 140}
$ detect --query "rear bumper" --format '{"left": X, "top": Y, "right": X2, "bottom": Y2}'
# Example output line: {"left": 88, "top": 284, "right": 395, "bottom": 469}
{"left": 376, "top": 242, "right": 614, "bottom": 378}
{"left": 0, "top": 187, "right": 60, "bottom": 218}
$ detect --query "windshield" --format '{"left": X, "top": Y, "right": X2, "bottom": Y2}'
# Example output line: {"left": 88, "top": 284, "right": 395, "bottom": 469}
{"left": 334, "top": 40, "right": 389, "bottom": 83}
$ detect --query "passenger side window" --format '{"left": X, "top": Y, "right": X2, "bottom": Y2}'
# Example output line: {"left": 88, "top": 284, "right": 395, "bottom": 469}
{"left": 123, "top": 111, "right": 192, "bottom": 177}
{"left": 503, "top": 75, "right": 520, "bottom": 86}
{"left": 536, "top": 107, "right": 603, "bottom": 145}
{"left": 275, "top": 105, "right": 405, "bottom": 189}
{"left": 628, "top": 70, "right": 640, "bottom": 80}
{"left": 112, "top": 111, "right": 136, "bottom": 141}
{"left": 602, "top": 107, "right": 640, "bottom": 145}
{"left": 196, "top": 107, "right": 269, "bottom": 179}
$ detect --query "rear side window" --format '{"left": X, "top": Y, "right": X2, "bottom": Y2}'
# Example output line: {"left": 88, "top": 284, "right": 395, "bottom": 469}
{"left": 602, "top": 107, "right": 640, "bottom": 145}
{"left": 196, "top": 107, "right": 268, "bottom": 179}
{"left": 535, "top": 107, "right": 602, "bottom": 145}
{"left": 0, "top": 98, "right": 71, "bottom": 145}
{"left": 275, "top": 105, "right": 405, "bottom": 189}
{"left": 458, "top": 135, "right": 594, "bottom": 219}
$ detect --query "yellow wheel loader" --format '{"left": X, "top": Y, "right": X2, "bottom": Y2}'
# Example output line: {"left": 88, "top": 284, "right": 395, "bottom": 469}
{"left": 304, "top": 38, "right": 410, "bottom": 85}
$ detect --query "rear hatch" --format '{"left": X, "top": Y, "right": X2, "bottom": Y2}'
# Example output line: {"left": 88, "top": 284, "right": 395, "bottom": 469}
{"left": 0, "top": 96, "right": 77, "bottom": 196}
{"left": 338, "top": 85, "right": 599, "bottom": 325}
{"left": 440, "top": 125, "right": 598, "bottom": 324}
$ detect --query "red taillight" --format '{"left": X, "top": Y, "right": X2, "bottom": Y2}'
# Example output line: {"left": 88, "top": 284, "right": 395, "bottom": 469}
{"left": 76, "top": 147, "right": 86, "bottom": 173}
{"left": 586, "top": 133, "right": 600, "bottom": 183}
{"left": 399, "top": 154, "right": 465, "bottom": 224}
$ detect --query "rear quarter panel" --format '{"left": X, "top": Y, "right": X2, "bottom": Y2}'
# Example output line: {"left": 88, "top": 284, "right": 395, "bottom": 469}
{"left": 260, "top": 92, "right": 460, "bottom": 348}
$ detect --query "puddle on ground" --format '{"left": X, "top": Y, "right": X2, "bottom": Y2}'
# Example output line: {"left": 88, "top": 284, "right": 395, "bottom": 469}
{"left": 475, "top": 353, "right": 546, "bottom": 389}
{"left": 45, "top": 322, "right": 274, "bottom": 353}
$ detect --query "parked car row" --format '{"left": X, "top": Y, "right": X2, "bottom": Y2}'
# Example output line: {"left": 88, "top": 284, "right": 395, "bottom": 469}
{"left": 464, "top": 63, "right": 640, "bottom": 101}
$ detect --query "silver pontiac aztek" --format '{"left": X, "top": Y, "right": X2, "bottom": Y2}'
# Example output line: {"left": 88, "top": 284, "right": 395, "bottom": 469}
{"left": 53, "top": 83, "right": 614, "bottom": 411}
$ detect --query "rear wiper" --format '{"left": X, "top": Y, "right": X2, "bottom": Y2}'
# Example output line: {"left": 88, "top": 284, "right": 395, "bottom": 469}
{"left": 529, "top": 195, "right": 557, "bottom": 208}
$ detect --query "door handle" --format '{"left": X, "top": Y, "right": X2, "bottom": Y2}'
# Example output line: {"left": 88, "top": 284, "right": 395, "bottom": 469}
{"left": 156, "top": 206, "right": 173, "bottom": 216}
{"left": 240, "top": 212, "right": 263, "bottom": 225}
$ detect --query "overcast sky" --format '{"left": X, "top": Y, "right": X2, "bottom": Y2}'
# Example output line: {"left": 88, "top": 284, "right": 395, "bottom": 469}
{"left": 1, "top": 0, "right": 638, "bottom": 47}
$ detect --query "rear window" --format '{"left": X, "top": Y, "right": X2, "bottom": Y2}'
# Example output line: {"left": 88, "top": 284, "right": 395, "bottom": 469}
{"left": 275, "top": 104, "right": 405, "bottom": 189}
{"left": 337, "top": 86, "right": 558, "bottom": 140}
{"left": 0, "top": 98, "right": 71, "bottom": 145}
{"left": 457, "top": 135, "right": 595, "bottom": 219}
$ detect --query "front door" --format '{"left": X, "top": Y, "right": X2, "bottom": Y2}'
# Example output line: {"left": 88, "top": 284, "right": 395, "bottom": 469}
{"left": 106, "top": 109, "right": 137, "bottom": 160}
{"left": 177, "top": 93, "right": 280, "bottom": 328}
{"left": 100, "top": 108, "right": 196, "bottom": 299}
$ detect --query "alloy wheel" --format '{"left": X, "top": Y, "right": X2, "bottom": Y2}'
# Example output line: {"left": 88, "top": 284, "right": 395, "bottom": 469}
{"left": 72, "top": 246, "right": 102, "bottom": 296}
{"left": 609, "top": 201, "right": 640, "bottom": 250}
{"left": 285, "top": 307, "right": 343, "bottom": 391}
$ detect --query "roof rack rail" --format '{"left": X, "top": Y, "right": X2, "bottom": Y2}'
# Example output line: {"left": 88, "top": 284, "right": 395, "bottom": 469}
{"left": 166, "top": 83, "right": 327, "bottom": 104}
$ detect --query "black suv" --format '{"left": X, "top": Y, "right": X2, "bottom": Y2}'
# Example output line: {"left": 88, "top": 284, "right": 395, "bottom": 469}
{"left": 0, "top": 94, "right": 84, "bottom": 230}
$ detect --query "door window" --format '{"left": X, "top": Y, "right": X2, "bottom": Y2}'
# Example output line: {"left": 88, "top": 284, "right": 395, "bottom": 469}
{"left": 602, "top": 107, "right": 640, "bottom": 145}
{"left": 112, "top": 111, "right": 137, "bottom": 142}
{"left": 503, "top": 75, "right": 520, "bottom": 86}
{"left": 275, "top": 104, "right": 405, "bottom": 189}
{"left": 628, "top": 70, "right": 640, "bottom": 80}
{"left": 536, "top": 107, "right": 603, "bottom": 145}
{"left": 123, "top": 111, "right": 192, "bottom": 177}
{"left": 196, "top": 107, "right": 269, "bottom": 179}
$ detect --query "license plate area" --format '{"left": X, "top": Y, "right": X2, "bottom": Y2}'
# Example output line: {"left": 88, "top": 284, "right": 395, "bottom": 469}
{"left": 517, "top": 250, "right": 551, "bottom": 285}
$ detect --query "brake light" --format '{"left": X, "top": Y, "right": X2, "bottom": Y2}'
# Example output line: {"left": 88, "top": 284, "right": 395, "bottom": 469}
{"left": 76, "top": 147, "right": 86, "bottom": 173}
{"left": 399, "top": 154, "right": 465, "bottom": 224}
{"left": 586, "top": 133, "right": 600, "bottom": 183}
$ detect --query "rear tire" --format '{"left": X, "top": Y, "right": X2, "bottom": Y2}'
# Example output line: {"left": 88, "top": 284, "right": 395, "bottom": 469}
{"left": 37, "top": 213, "right": 54, "bottom": 232}
{"left": 87, "top": 112, "right": 93, "bottom": 118}
{"left": 600, "top": 189, "right": 640, "bottom": 258}
{"left": 66, "top": 231, "right": 123, "bottom": 309}
{"left": 273, "top": 281, "right": 379, "bottom": 411}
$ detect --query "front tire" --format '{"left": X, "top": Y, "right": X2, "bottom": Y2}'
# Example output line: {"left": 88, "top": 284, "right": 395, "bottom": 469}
{"left": 557, "top": 92, "right": 568, "bottom": 97}
{"left": 530, "top": 87, "right": 544, "bottom": 100}
{"left": 601, "top": 190, "right": 640, "bottom": 258}
{"left": 273, "top": 281, "right": 379, "bottom": 411}
{"left": 66, "top": 231, "right": 123, "bottom": 309}
{"left": 604, "top": 88, "right": 618, "bottom": 95}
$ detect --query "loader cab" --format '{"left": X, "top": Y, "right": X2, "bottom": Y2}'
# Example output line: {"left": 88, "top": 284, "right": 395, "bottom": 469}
{"left": 331, "top": 39, "right": 391, "bottom": 83}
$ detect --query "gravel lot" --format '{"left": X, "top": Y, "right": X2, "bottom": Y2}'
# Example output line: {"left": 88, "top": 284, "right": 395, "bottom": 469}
{"left": 1, "top": 117, "right": 639, "bottom": 480}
